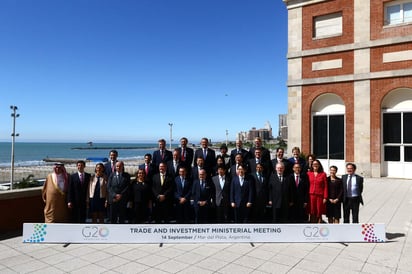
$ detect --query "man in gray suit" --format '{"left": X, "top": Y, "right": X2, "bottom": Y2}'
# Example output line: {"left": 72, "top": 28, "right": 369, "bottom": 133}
{"left": 212, "top": 165, "right": 231, "bottom": 223}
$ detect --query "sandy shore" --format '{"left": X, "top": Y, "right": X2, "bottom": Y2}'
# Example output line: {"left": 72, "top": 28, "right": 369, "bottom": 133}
{"left": 0, "top": 159, "right": 145, "bottom": 183}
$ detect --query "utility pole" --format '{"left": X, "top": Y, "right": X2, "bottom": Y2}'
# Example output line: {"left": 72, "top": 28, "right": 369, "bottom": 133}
{"left": 168, "top": 123, "right": 173, "bottom": 150}
{"left": 10, "top": 105, "right": 20, "bottom": 190}
{"left": 225, "top": 129, "right": 228, "bottom": 146}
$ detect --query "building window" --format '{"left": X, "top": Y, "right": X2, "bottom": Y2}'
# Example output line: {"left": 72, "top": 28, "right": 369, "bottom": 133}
{"left": 313, "top": 12, "right": 342, "bottom": 39}
{"left": 385, "top": 1, "right": 412, "bottom": 26}
{"left": 313, "top": 115, "right": 344, "bottom": 160}
{"left": 383, "top": 112, "right": 412, "bottom": 162}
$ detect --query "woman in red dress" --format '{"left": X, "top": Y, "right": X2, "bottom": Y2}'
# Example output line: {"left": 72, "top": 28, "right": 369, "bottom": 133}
{"left": 307, "top": 160, "right": 328, "bottom": 223}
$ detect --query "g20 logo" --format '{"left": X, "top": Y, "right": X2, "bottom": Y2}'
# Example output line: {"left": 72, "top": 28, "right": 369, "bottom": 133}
{"left": 303, "top": 226, "right": 329, "bottom": 238}
{"left": 82, "top": 226, "right": 109, "bottom": 238}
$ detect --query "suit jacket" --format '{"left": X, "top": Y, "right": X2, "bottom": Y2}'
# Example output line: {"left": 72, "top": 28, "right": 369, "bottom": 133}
{"left": 289, "top": 173, "right": 308, "bottom": 207}
{"left": 107, "top": 172, "right": 131, "bottom": 205}
{"left": 104, "top": 161, "right": 117, "bottom": 177}
{"left": 249, "top": 146, "right": 271, "bottom": 164}
{"left": 130, "top": 180, "right": 150, "bottom": 204}
{"left": 68, "top": 172, "right": 91, "bottom": 208}
{"left": 174, "top": 176, "right": 192, "bottom": 201}
{"left": 288, "top": 157, "right": 306, "bottom": 170}
{"left": 166, "top": 160, "right": 184, "bottom": 178}
{"left": 248, "top": 157, "right": 271, "bottom": 178}
{"left": 342, "top": 174, "right": 364, "bottom": 205}
{"left": 229, "top": 163, "right": 250, "bottom": 180}
{"left": 230, "top": 175, "right": 254, "bottom": 207}
{"left": 271, "top": 158, "right": 293, "bottom": 176}
{"left": 176, "top": 147, "right": 194, "bottom": 170}
{"left": 151, "top": 173, "right": 174, "bottom": 202}
{"left": 152, "top": 149, "right": 173, "bottom": 169}
{"left": 138, "top": 162, "right": 156, "bottom": 182}
{"left": 230, "top": 148, "right": 251, "bottom": 165}
{"left": 251, "top": 172, "right": 268, "bottom": 206}
{"left": 212, "top": 174, "right": 231, "bottom": 207}
{"left": 194, "top": 147, "right": 216, "bottom": 175}
{"left": 192, "top": 178, "right": 214, "bottom": 207}
{"left": 268, "top": 172, "right": 292, "bottom": 209}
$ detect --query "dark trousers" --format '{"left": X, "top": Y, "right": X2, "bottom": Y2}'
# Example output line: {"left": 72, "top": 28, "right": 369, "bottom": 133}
{"left": 109, "top": 201, "right": 126, "bottom": 224}
{"left": 343, "top": 196, "right": 360, "bottom": 223}
{"left": 215, "top": 204, "right": 230, "bottom": 223}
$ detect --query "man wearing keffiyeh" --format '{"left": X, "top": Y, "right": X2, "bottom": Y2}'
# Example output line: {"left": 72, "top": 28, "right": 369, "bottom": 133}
{"left": 42, "top": 163, "right": 70, "bottom": 223}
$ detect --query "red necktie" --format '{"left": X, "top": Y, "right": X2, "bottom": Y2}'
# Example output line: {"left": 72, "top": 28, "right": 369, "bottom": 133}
{"left": 181, "top": 148, "right": 185, "bottom": 161}
{"left": 295, "top": 175, "right": 299, "bottom": 187}
{"left": 145, "top": 164, "right": 149, "bottom": 175}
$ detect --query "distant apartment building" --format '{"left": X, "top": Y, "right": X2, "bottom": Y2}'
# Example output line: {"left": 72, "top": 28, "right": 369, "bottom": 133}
{"left": 237, "top": 122, "right": 273, "bottom": 142}
{"left": 283, "top": 0, "right": 412, "bottom": 178}
{"left": 278, "top": 114, "right": 288, "bottom": 140}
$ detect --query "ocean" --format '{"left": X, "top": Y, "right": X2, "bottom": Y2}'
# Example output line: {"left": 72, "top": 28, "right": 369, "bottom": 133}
{"left": 0, "top": 142, "right": 160, "bottom": 167}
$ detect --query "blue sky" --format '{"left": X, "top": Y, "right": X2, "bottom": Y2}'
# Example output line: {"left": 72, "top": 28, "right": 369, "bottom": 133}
{"left": 0, "top": 0, "right": 288, "bottom": 144}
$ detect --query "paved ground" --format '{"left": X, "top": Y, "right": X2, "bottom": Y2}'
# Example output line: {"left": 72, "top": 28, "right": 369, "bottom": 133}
{"left": 1, "top": 178, "right": 411, "bottom": 273}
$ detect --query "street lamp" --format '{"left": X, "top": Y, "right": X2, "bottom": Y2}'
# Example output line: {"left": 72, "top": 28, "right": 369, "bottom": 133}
{"left": 10, "top": 105, "right": 20, "bottom": 190}
{"left": 168, "top": 123, "right": 173, "bottom": 150}
{"left": 225, "top": 129, "right": 229, "bottom": 146}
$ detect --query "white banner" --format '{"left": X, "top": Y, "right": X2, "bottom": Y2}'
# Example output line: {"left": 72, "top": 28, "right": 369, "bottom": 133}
{"left": 23, "top": 223, "right": 385, "bottom": 244}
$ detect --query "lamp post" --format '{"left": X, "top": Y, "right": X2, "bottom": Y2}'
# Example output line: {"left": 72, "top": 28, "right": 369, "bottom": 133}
{"left": 168, "top": 123, "right": 173, "bottom": 150}
{"left": 225, "top": 129, "right": 228, "bottom": 146}
{"left": 10, "top": 106, "right": 20, "bottom": 190}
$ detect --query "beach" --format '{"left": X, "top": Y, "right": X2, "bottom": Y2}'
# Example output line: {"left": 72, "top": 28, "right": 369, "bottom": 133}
{"left": 0, "top": 159, "right": 145, "bottom": 184}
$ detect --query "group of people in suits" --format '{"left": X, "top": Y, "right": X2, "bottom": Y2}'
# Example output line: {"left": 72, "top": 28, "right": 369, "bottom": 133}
{"left": 42, "top": 137, "right": 364, "bottom": 225}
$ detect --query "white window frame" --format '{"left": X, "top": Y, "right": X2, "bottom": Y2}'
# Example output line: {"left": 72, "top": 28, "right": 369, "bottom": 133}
{"left": 384, "top": 0, "right": 412, "bottom": 26}
{"left": 313, "top": 12, "right": 343, "bottom": 39}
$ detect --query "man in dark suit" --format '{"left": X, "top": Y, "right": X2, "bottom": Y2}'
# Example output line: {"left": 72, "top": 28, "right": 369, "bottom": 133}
{"left": 230, "top": 153, "right": 250, "bottom": 180}
{"left": 138, "top": 153, "right": 155, "bottom": 184}
{"left": 107, "top": 161, "right": 131, "bottom": 224}
{"left": 212, "top": 165, "right": 231, "bottom": 223}
{"left": 288, "top": 163, "right": 309, "bottom": 223}
{"left": 192, "top": 168, "right": 214, "bottom": 223}
{"left": 250, "top": 163, "right": 269, "bottom": 223}
{"left": 194, "top": 137, "right": 216, "bottom": 177}
{"left": 230, "top": 164, "right": 253, "bottom": 223}
{"left": 249, "top": 137, "right": 271, "bottom": 166}
{"left": 176, "top": 137, "right": 194, "bottom": 174}
{"left": 268, "top": 162, "right": 293, "bottom": 223}
{"left": 248, "top": 148, "right": 271, "bottom": 179}
{"left": 152, "top": 139, "right": 173, "bottom": 172}
{"left": 288, "top": 146, "right": 306, "bottom": 170}
{"left": 104, "top": 150, "right": 118, "bottom": 177}
{"left": 151, "top": 162, "right": 174, "bottom": 223}
{"left": 174, "top": 167, "right": 192, "bottom": 224}
{"left": 271, "top": 147, "right": 292, "bottom": 176}
{"left": 230, "top": 139, "right": 250, "bottom": 165}
{"left": 68, "top": 160, "right": 91, "bottom": 223}
{"left": 342, "top": 163, "right": 364, "bottom": 223}
{"left": 167, "top": 149, "right": 184, "bottom": 178}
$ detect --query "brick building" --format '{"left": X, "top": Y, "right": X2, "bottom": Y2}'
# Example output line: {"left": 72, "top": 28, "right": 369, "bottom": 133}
{"left": 283, "top": 0, "right": 412, "bottom": 178}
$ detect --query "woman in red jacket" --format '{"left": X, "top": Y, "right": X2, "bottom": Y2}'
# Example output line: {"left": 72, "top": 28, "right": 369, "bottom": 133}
{"left": 307, "top": 160, "right": 328, "bottom": 223}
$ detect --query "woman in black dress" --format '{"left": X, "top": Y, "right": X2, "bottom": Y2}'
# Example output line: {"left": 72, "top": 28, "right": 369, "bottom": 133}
{"left": 130, "top": 169, "right": 151, "bottom": 223}
{"left": 326, "top": 165, "right": 343, "bottom": 224}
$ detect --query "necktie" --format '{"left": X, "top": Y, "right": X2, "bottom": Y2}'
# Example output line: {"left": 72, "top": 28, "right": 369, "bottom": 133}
{"left": 112, "top": 162, "right": 115, "bottom": 172}
{"left": 181, "top": 148, "right": 185, "bottom": 161}
{"left": 201, "top": 180, "right": 205, "bottom": 189}
{"left": 240, "top": 177, "right": 244, "bottom": 186}
{"left": 347, "top": 175, "right": 352, "bottom": 197}
{"left": 181, "top": 177, "right": 185, "bottom": 188}
{"left": 203, "top": 149, "right": 207, "bottom": 159}
{"left": 80, "top": 173, "right": 83, "bottom": 184}
{"left": 145, "top": 164, "right": 149, "bottom": 175}
{"left": 295, "top": 175, "right": 299, "bottom": 187}
{"left": 161, "top": 150, "right": 164, "bottom": 160}
{"left": 220, "top": 176, "right": 224, "bottom": 189}
{"left": 161, "top": 174, "right": 164, "bottom": 186}
{"left": 279, "top": 174, "right": 282, "bottom": 182}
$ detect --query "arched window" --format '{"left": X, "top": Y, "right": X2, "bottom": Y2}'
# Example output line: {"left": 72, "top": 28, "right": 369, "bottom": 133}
{"left": 312, "top": 93, "right": 345, "bottom": 160}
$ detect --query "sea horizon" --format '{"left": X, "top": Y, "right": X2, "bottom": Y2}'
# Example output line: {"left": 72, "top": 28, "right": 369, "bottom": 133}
{"left": 0, "top": 142, "right": 162, "bottom": 167}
